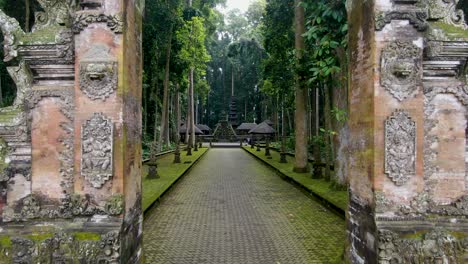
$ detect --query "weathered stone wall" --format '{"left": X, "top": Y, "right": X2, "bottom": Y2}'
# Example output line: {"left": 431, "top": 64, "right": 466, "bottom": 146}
{"left": 0, "top": 1, "right": 144, "bottom": 263}
{"left": 347, "top": 0, "right": 468, "bottom": 263}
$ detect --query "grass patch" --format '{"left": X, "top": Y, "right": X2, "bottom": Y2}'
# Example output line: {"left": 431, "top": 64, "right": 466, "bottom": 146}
{"left": 142, "top": 148, "right": 209, "bottom": 212}
{"left": 243, "top": 146, "right": 348, "bottom": 212}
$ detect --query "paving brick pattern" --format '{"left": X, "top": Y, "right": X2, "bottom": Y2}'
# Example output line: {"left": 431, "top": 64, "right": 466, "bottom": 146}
{"left": 144, "top": 149, "right": 345, "bottom": 264}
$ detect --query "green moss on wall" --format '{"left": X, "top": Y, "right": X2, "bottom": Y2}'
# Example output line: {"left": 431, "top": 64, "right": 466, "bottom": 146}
{"left": 0, "top": 236, "right": 12, "bottom": 248}
{"left": 432, "top": 21, "right": 468, "bottom": 40}
{"left": 74, "top": 232, "right": 101, "bottom": 241}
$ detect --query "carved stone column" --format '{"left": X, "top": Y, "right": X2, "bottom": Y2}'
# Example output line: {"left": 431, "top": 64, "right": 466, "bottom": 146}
{"left": 347, "top": 0, "right": 467, "bottom": 263}
{"left": 0, "top": 0, "right": 144, "bottom": 263}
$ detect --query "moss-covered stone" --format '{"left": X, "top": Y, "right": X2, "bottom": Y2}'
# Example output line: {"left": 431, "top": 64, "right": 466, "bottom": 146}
{"left": 431, "top": 21, "right": 468, "bottom": 40}
{"left": 19, "top": 25, "right": 64, "bottom": 44}
{"left": 74, "top": 232, "right": 101, "bottom": 241}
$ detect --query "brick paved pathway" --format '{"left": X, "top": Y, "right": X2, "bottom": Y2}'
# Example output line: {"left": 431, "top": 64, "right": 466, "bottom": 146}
{"left": 144, "top": 149, "right": 345, "bottom": 264}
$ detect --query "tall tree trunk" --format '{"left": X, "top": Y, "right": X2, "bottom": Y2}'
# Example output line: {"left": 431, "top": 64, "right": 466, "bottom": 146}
{"left": 0, "top": 74, "right": 3, "bottom": 107}
{"left": 143, "top": 84, "right": 148, "bottom": 138}
{"left": 311, "top": 86, "right": 321, "bottom": 178}
{"left": 158, "top": 28, "right": 173, "bottom": 151}
{"left": 175, "top": 88, "right": 180, "bottom": 135}
{"left": 286, "top": 108, "right": 292, "bottom": 135}
{"left": 189, "top": 68, "right": 195, "bottom": 147}
{"left": 324, "top": 83, "right": 334, "bottom": 181}
{"left": 293, "top": 0, "right": 308, "bottom": 173}
{"left": 195, "top": 94, "right": 199, "bottom": 125}
{"left": 165, "top": 90, "right": 171, "bottom": 144}
{"left": 25, "top": 0, "right": 30, "bottom": 32}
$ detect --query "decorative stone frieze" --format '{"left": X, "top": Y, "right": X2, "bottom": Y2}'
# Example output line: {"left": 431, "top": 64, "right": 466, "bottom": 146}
{"left": 381, "top": 41, "right": 422, "bottom": 101}
{"left": 428, "top": 0, "right": 468, "bottom": 29}
{"left": 378, "top": 229, "right": 468, "bottom": 263}
{"left": 0, "top": 10, "right": 23, "bottom": 62}
{"left": 79, "top": 61, "right": 117, "bottom": 100}
{"left": 7, "top": 231, "right": 121, "bottom": 263}
{"left": 384, "top": 110, "right": 417, "bottom": 186}
{"left": 33, "top": 0, "right": 77, "bottom": 32}
{"left": 375, "top": 10, "right": 428, "bottom": 31}
{"left": 2, "top": 193, "right": 124, "bottom": 222}
{"left": 81, "top": 113, "right": 113, "bottom": 188}
{"left": 72, "top": 13, "right": 123, "bottom": 33}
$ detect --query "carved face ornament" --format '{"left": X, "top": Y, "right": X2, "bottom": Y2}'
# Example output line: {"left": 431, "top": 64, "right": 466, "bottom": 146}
{"left": 381, "top": 41, "right": 422, "bottom": 101}
{"left": 80, "top": 62, "right": 118, "bottom": 101}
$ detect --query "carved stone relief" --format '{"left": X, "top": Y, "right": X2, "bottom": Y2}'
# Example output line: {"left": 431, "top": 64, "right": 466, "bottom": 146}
{"left": 385, "top": 110, "right": 416, "bottom": 186}
{"left": 33, "top": 0, "right": 77, "bottom": 31}
{"left": 81, "top": 113, "right": 113, "bottom": 188}
{"left": 72, "top": 13, "right": 123, "bottom": 34}
{"left": 80, "top": 61, "right": 118, "bottom": 100}
{"left": 381, "top": 41, "right": 422, "bottom": 101}
{"left": 2, "top": 193, "right": 124, "bottom": 222}
{"left": 428, "top": 0, "right": 467, "bottom": 29}
{"left": 0, "top": 10, "right": 23, "bottom": 62}
{"left": 378, "top": 229, "right": 468, "bottom": 263}
{"left": 375, "top": 10, "right": 428, "bottom": 31}
{"left": 8, "top": 231, "right": 120, "bottom": 263}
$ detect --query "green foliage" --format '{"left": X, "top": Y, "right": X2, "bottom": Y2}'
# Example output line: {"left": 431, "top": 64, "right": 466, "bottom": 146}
{"left": 302, "top": 0, "right": 347, "bottom": 84}
{"left": 177, "top": 17, "right": 211, "bottom": 75}
{"left": 261, "top": 0, "right": 295, "bottom": 109}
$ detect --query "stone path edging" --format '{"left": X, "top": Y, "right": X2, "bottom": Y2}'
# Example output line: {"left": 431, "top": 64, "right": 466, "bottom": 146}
{"left": 242, "top": 147, "right": 346, "bottom": 218}
{"left": 144, "top": 148, "right": 210, "bottom": 215}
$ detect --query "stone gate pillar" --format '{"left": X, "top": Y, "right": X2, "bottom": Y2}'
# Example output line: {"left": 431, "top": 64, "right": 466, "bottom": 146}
{"left": 0, "top": 0, "right": 144, "bottom": 263}
{"left": 347, "top": 0, "right": 467, "bottom": 263}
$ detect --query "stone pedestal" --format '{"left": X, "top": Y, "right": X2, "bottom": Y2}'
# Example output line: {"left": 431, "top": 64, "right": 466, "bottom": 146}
{"left": 347, "top": 1, "right": 467, "bottom": 263}
{"left": 0, "top": 1, "right": 144, "bottom": 263}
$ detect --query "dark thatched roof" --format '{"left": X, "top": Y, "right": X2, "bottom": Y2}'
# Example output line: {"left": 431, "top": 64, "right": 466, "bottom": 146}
{"left": 236, "top": 123, "right": 257, "bottom": 131}
{"left": 263, "top": 119, "right": 274, "bottom": 126}
{"left": 249, "top": 122, "right": 276, "bottom": 134}
{"left": 179, "top": 124, "right": 203, "bottom": 134}
{"left": 196, "top": 124, "right": 211, "bottom": 131}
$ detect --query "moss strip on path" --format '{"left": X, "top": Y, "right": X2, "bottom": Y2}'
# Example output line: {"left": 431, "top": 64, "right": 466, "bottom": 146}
{"left": 243, "top": 146, "right": 348, "bottom": 214}
{"left": 142, "top": 148, "right": 209, "bottom": 212}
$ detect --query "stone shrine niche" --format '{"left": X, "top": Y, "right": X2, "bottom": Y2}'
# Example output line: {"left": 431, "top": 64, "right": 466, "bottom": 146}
{"left": 425, "top": 87, "right": 468, "bottom": 204}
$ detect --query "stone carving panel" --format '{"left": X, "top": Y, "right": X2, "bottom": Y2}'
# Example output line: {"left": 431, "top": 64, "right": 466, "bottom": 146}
{"left": 7, "top": 231, "right": 120, "bottom": 263}
{"left": 385, "top": 110, "right": 416, "bottom": 186}
{"left": 72, "top": 13, "right": 123, "bottom": 33}
{"left": 80, "top": 61, "right": 118, "bottom": 100}
{"left": 378, "top": 229, "right": 468, "bottom": 263}
{"left": 2, "top": 193, "right": 124, "bottom": 222}
{"left": 381, "top": 41, "right": 422, "bottom": 101}
{"left": 375, "top": 10, "right": 428, "bottom": 31}
{"left": 428, "top": 0, "right": 467, "bottom": 29}
{"left": 33, "top": 0, "right": 77, "bottom": 32}
{"left": 81, "top": 113, "right": 113, "bottom": 188}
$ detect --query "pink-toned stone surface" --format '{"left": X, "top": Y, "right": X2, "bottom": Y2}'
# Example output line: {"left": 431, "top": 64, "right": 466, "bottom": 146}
{"left": 31, "top": 97, "right": 68, "bottom": 199}
{"left": 429, "top": 94, "right": 466, "bottom": 204}
{"left": 74, "top": 23, "right": 123, "bottom": 202}
{"left": 373, "top": 23, "right": 425, "bottom": 211}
